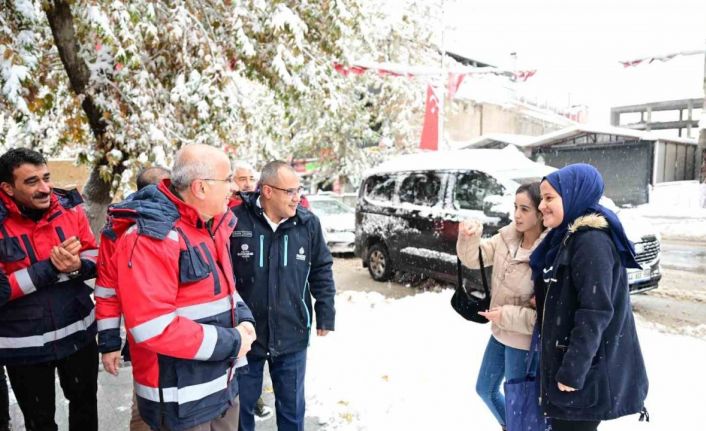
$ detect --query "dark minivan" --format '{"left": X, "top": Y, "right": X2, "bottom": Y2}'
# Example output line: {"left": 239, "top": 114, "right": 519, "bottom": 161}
{"left": 354, "top": 147, "right": 662, "bottom": 293}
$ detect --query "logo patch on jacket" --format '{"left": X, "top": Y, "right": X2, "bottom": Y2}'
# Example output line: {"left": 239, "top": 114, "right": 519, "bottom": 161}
{"left": 296, "top": 247, "right": 306, "bottom": 261}
{"left": 237, "top": 243, "right": 254, "bottom": 259}
{"left": 232, "top": 230, "right": 253, "bottom": 238}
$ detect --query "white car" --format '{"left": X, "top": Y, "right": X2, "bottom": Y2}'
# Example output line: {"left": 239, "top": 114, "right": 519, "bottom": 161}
{"left": 307, "top": 195, "right": 356, "bottom": 254}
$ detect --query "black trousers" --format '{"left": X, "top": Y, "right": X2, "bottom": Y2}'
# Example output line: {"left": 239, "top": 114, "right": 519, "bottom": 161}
{"left": 551, "top": 418, "right": 601, "bottom": 431}
{"left": 0, "top": 366, "right": 9, "bottom": 431}
{"left": 6, "top": 340, "right": 98, "bottom": 431}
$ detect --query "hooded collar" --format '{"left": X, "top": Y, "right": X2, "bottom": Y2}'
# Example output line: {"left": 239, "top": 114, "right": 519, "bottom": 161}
{"left": 106, "top": 183, "right": 180, "bottom": 240}
{"left": 569, "top": 213, "right": 609, "bottom": 233}
{"left": 530, "top": 163, "right": 640, "bottom": 281}
{"left": 156, "top": 179, "right": 234, "bottom": 235}
{"left": 156, "top": 180, "right": 202, "bottom": 227}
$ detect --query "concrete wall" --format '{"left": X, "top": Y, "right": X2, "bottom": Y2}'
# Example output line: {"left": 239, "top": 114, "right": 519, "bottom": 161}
{"left": 655, "top": 142, "right": 698, "bottom": 183}
{"left": 446, "top": 102, "right": 567, "bottom": 141}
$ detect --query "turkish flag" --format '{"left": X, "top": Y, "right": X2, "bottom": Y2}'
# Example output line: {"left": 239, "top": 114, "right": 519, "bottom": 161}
{"left": 447, "top": 73, "right": 465, "bottom": 100}
{"left": 419, "top": 85, "right": 439, "bottom": 151}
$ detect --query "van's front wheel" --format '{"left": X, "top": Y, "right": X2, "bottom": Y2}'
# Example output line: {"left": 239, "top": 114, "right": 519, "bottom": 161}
{"left": 367, "top": 243, "right": 393, "bottom": 281}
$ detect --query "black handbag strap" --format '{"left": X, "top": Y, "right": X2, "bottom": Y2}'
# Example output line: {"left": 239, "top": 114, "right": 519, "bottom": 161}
{"left": 457, "top": 246, "right": 490, "bottom": 297}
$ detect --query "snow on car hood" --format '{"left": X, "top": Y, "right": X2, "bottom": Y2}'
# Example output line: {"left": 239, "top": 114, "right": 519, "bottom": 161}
{"left": 321, "top": 213, "right": 355, "bottom": 232}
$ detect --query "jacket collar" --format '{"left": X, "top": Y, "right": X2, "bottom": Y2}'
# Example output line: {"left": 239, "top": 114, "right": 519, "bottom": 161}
{"left": 0, "top": 188, "right": 83, "bottom": 226}
{"left": 156, "top": 179, "right": 234, "bottom": 234}
{"left": 240, "top": 191, "right": 314, "bottom": 227}
{"left": 568, "top": 213, "right": 609, "bottom": 233}
{"left": 499, "top": 222, "right": 548, "bottom": 258}
{"left": 157, "top": 179, "right": 206, "bottom": 228}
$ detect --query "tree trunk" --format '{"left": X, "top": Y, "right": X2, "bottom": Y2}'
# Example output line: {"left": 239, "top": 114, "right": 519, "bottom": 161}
{"left": 82, "top": 167, "right": 114, "bottom": 239}
{"left": 44, "top": 0, "right": 122, "bottom": 235}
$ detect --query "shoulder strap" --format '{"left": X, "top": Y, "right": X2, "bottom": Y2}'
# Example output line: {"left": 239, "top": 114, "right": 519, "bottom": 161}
{"left": 457, "top": 246, "right": 490, "bottom": 296}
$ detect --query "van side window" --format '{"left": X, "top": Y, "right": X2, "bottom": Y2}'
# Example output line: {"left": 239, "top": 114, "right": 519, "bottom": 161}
{"left": 365, "top": 175, "right": 396, "bottom": 202}
{"left": 399, "top": 173, "right": 442, "bottom": 206}
{"left": 454, "top": 171, "right": 504, "bottom": 210}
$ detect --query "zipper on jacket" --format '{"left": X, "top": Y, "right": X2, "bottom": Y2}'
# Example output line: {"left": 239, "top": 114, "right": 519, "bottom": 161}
{"left": 538, "top": 235, "right": 570, "bottom": 409}
{"left": 20, "top": 234, "right": 38, "bottom": 264}
{"left": 55, "top": 226, "right": 66, "bottom": 242}
{"left": 538, "top": 276, "right": 553, "bottom": 409}
{"left": 302, "top": 263, "right": 312, "bottom": 331}
{"left": 283, "top": 235, "right": 289, "bottom": 267}
{"left": 199, "top": 243, "right": 221, "bottom": 295}
{"left": 259, "top": 235, "right": 264, "bottom": 268}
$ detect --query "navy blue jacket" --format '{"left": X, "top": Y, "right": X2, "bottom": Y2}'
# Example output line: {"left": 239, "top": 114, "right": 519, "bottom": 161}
{"left": 537, "top": 214, "right": 648, "bottom": 421}
{"left": 230, "top": 193, "right": 335, "bottom": 358}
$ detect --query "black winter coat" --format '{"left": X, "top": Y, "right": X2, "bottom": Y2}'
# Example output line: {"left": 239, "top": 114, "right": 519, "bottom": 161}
{"left": 537, "top": 214, "right": 648, "bottom": 421}
{"left": 230, "top": 193, "right": 336, "bottom": 358}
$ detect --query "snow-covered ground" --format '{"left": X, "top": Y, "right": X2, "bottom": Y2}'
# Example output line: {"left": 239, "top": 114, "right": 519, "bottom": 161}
{"left": 305, "top": 290, "right": 704, "bottom": 430}
{"left": 622, "top": 181, "right": 706, "bottom": 242}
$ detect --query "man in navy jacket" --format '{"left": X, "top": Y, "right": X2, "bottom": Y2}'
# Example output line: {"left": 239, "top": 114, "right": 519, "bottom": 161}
{"left": 231, "top": 161, "right": 336, "bottom": 431}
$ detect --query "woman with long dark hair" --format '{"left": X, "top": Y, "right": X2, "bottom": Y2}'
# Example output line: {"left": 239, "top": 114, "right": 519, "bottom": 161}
{"left": 457, "top": 182, "right": 547, "bottom": 430}
{"left": 531, "top": 164, "right": 648, "bottom": 431}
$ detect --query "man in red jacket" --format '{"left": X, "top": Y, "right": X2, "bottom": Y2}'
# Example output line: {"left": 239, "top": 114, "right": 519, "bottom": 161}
{"left": 114, "top": 144, "right": 256, "bottom": 431}
{"left": 97, "top": 165, "right": 170, "bottom": 431}
{"left": 0, "top": 148, "right": 99, "bottom": 430}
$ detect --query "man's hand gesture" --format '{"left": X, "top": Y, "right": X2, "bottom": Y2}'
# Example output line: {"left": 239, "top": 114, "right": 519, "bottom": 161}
{"left": 50, "top": 236, "right": 82, "bottom": 273}
{"left": 236, "top": 322, "right": 256, "bottom": 358}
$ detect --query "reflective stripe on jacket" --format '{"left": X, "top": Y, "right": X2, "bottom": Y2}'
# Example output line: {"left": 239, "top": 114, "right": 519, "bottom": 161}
{"left": 230, "top": 192, "right": 335, "bottom": 359}
{"left": 0, "top": 189, "right": 98, "bottom": 365}
{"left": 115, "top": 180, "right": 254, "bottom": 430}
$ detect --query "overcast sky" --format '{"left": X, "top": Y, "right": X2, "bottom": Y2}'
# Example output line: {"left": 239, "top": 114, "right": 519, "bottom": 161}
{"left": 444, "top": 0, "right": 706, "bottom": 126}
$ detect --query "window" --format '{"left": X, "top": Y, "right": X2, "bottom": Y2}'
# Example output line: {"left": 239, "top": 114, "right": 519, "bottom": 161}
{"left": 398, "top": 173, "right": 442, "bottom": 206}
{"left": 454, "top": 171, "right": 504, "bottom": 211}
{"left": 365, "top": 175, "right": 396, "bottom": 202}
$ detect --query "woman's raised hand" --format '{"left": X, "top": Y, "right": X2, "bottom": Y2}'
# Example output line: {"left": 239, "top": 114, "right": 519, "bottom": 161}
{"left": 459, "top": 219, "right": 482, "bottom": 237}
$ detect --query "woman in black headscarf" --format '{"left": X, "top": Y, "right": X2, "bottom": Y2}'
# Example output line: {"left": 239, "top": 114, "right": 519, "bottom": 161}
{"left": 530, "top": 164, "right": 649, "bottom": 431}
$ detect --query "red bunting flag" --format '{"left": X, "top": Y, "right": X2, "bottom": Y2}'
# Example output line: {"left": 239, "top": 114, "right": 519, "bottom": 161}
{"left": 447, "top": 73, "right": 465, "bottom": 100}
{"left": 419, "top": 85, "right": 439, "bottom": 151}
{"left": 333, "top": 63, "right": 367, "bottom": 76}
{"left": 619, "top": 49, "right": 704, "bottom": 67}
{"left": 514, "top": 70, "right": 537, "bottom": 81}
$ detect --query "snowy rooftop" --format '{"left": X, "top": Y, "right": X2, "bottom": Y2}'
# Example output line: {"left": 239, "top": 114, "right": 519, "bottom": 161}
{"left": 529, "top": 124, "right": 698, "bottom": 147}
{"left": 452, "top": 133, "right": 536, "bottom": 149}
{"left": 364, "top": 146, "right": 555, "bottom": 181}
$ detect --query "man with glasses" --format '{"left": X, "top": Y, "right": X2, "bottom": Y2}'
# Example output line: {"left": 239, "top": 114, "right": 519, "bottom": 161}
{"left": 112, "top": 144, "right": 256, "bottom": 430}
{"left": 230, "top": 161, "right": 336, "bottom": 431}
{"left": 226, "top": 160, "right": 274, "bottom": 421}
